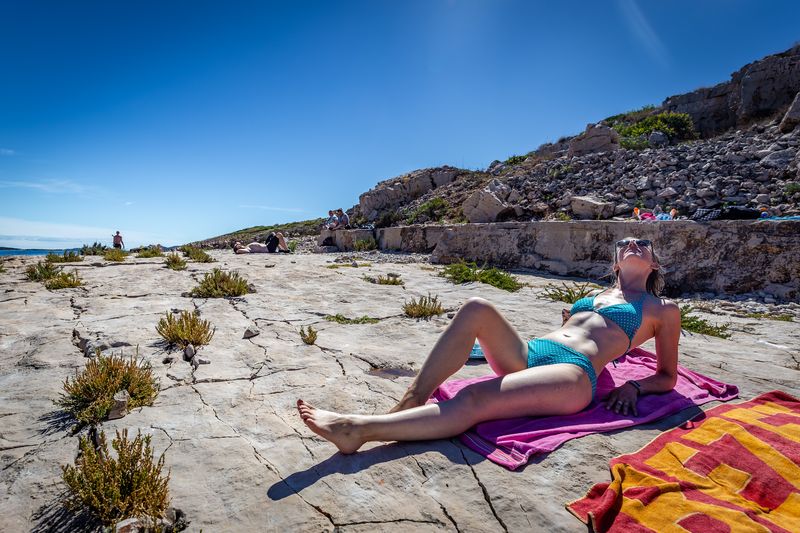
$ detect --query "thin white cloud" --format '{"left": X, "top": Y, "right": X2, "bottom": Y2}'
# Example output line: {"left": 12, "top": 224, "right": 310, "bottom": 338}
{"left": 124, "top": 201, "right": 135, "bottom": 206}
{"left": 238, "top": 204, "right": 306, "bottom": 213}
{"left": 0, "top": 178, "right": 90, "bottom": 194}
{"left": 0, "top": 148, "right": 15, "bottom": 156}
{"left": 616, "top": 0, "right": 669, "bottom": 66}
{"left": 0, "top": 216, "right": 173, "bottom": 249}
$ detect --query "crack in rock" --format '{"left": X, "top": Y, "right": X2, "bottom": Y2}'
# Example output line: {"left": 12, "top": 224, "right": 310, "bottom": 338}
{"left": 459, "top": 448, "right": 508, "bottom": 532}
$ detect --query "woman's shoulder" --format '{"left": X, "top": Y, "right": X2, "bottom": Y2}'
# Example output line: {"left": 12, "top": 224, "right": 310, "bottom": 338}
{"left": 644, "top": 295, "right": 680, "bottom": 320}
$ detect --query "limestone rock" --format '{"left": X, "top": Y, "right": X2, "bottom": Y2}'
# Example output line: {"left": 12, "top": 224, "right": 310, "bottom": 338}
{"left": 780, "top": 92, "right": 800, "bottom": 131}
{"left": 358, "top": 166, "right": 460, "bottom": 221}
{"left": 243, "top": 327, "right": 260, "bottom": 339}
{"left": 568, "top": 124, "right": 621, "bottom": 157}
{"left": 570, "top": 196, "right": 615, "bottom": 220}
{"left": 462, "top": 187, "right": 509, "bottom": 223}
{"left": 760, "top": 149, "right": 795, "bottom": 168}
{"left": 107, "top": 390, "right": 130, "bottom": 420}
{"left": 183, "top": 344, "right": 196, "bottom": 360}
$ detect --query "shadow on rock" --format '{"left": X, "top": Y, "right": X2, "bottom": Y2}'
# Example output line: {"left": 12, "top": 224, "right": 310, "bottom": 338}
{"left": 31, "top": 493, "right": 99, "bottom": 533}
{"left": 267, "top": 438, "right": 484, "bottom": 501}
{"left": 37, "top": 410, "right": 76, "bottom": 437}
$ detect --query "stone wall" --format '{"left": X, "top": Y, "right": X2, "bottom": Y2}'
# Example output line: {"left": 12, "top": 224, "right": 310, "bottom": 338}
{"left": 321, "top": 221, "right": 800, "bottom": 300}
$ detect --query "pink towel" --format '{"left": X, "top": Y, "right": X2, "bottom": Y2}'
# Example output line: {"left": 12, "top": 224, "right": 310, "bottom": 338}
{"left": 430, "top": 347, "right": 739, "bottom": 470}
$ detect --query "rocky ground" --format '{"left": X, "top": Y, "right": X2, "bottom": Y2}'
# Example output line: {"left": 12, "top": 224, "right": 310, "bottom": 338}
{"left": 1, "top": 251, "right": 798, "bottom": 532}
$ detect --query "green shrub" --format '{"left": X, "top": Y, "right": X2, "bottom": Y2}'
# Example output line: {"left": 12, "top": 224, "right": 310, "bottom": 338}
{"left": 188, "top": 268, "right": 251, "bottom": 298}
{"left": 0, "top": 261, "right": 5, "bottom": 274}
{"left": 541, "top": 282, "right": 602, "bottom": 304}
{"left": 299, "top": 326, "right": 317, "bottom": 345}
{"left": 156, "top": 310, "right": 215, "bottom": 348}
{"left": 363, "top": 273, "right": 404, "bottom": 285}
{"left": 603, "top": 104, "right": 657, "bottom": 125}
{"left": 164, "top": 252, "right": 187, "bottom": 271}
{"left": 742, "top": 312, "right": 793, "bottom": 322}
{"left": 548, "top": 164, "right": 574, "bottom": 179}
{"left": 103, "top": 248, "right": 128, "bottom": 262}
{"left": 288, "top": 240, "right": 298, "bottom": 253}
{"left": 136, "top": 246, "right": 164, "bottom": 258}
{"left": 620, "top": 136, "right": 650, "bottom": 150}
{"left": 80, "top": 242, "right": 107, "bottom": 255}
{"left": 553, "top": 211, "right": 572, "bottom": 221}
{"left": 26, "top": 261, "right": 61, "bottom": 281}
{"left": 375, "top": 211, "right": 402, "bottom": 228}
{"left": 57, "top": 351, "right": 159, "bottom": 425}
{"left": 403, "top": 293, "right": 444, "bottom": 319}
{"left": 504, "top": 155, "right": 527, "bottom": 166}
{"left": 785, "top": 183, "right": 800, "bottom": 195}
{"left": 353, "top": 237, "right": 378, "bottom": 251}
{"left": 680, "top": 306, "right": 731, "bottom": 338}
{"left": 324, "top": 314, "right": 379, "bottom": 324}
{"left": 440, "top": 261, "right": 522, "bottom": 292}
{"left": 45, "top": 270, "right": 82, "bottom": 290}
{"left": 61, "top": 429, "right": 170, "bottom": 527}
{"left": 326, "top": 262, "right": 372, "bottom": 269}
{"left": 46, "top": 250, "right": 83, "bottom": 263}
{"left": 613, "top": 112, "right": 697, "bottom": 142}
{"left": 407, "top": 197, "right": 448, "bottom": 224}
{"left": 181, "top": 246, "right": 214, "bottom": 263}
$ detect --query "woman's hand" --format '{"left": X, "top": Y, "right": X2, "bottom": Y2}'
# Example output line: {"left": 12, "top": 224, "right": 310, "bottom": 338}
{"left": 604, "top": 383, "right": 639, "bottom": 416}
{"left": 561, "top": 309, "right": 571, "bottom": 325}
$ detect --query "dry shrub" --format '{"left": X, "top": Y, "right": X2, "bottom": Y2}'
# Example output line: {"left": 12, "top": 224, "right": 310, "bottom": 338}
{"left": 164, "top": 252, "right": 187, "bottom": 271}
{"left": 45, "top": 270, "right": 82, "bottom": 289}
{"left": 299, "top": 325, "right": 317, "bottom": 345}
{"left": 188, "top": 268, "right": 251, "bottom": 298}
{"left": 156, "top": 310, "right": 215, "bottom": 348}
{"left": 403, "top": 293, "right": 444, "bottom": 318}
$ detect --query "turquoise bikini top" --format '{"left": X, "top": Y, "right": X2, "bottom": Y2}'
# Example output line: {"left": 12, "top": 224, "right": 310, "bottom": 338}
{"left": 570, "top": 290, "right": 645, "bottom": 352}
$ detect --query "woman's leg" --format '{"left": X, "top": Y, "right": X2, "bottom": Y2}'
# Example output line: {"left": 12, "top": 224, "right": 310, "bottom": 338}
{"left": 298, "top": 363, "right": 592, "bottom": 454}
{"left": 391, "top": 297, "right": 528, "bottom": 412}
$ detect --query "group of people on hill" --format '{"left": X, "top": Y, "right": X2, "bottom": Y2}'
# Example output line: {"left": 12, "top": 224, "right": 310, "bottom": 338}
{"left": 323, "top": 208, "right": 350, "bottom": 230}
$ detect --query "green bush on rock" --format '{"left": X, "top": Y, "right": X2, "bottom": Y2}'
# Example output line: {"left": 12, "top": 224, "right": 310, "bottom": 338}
{"left": 188, "top": 268, "right": 251, "bottom": 298}
{"left": 440, "top": 261, "right": 522, "bottom": 292}
{"left": 57, "top": 351, "right": 159, "bottom": 425}
{"left": 61, "top": 429, "right": 170, "bottom": 527}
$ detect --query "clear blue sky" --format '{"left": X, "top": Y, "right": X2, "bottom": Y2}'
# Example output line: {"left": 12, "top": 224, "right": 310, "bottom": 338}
{"left": 1, "top": 0, "right": 798, "bottom": 248}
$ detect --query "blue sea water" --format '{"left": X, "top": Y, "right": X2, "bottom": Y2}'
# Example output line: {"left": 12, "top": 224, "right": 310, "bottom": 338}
{"left": 0, "top": 248, "right": 80, "bottom": 257}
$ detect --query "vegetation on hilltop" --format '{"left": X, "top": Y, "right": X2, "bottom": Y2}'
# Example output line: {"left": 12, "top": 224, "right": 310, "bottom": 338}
{"left": 191, "top": 217, "right": 325, "bottom": 248}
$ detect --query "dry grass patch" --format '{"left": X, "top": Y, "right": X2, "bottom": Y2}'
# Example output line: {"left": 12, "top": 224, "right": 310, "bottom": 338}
{"left": 181, "top": 246, "right": 214, "bottom": 263}
{"left": 57, "top": 351, "right": 159, "bottom": 426}
{"left": 403, "top": 293, "right": 444, "bottom": 318}
{"left": 326, "top": 262, "right": 372, "bottom": 269}
{"left": 541, "top": 281, "right": 603, "bottom": 303}
{"left": 61, "top": 429, "right": 170, "bottom": 527}
{"left": 156, "top": 310, "right": 215, "bottom": 348}
{"left": 362, "top": 273, "right": 404, "bottom": 285}
{"left": 300, "top": 325, "right": 318, "bottom": 345}
{"left": 324, "top": 314, "right": 379, "bottom": 324}
{"left": 103, "top": 248, "right": 128, "bottom": 262}
{"left": 45, "top": 270, "right": 82, "bottom": 290}
{"left": 46, "top": 250, "right": 83, "bottom": 263}
{"left": 164, "top": 252, "right": 187, "bottom": 270}
{"left": 741, "top": 312, "right": 794, "bottom": 322}
{"left": 188, "top": 268, "right": 251, "bottom": 298}
{"left": 26, "top": 261, "right": 61, "bottom": 281}
{"left": 136, "top": 246, "right": 164, "bottom": 258}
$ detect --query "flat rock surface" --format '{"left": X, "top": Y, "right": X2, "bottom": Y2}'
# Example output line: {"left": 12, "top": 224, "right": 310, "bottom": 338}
{"left": 1, "top": 251, "right": 798, "bottom": 532}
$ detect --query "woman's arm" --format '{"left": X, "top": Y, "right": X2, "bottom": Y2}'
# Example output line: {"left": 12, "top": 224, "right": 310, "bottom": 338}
{"left": 605, "top": 299, "right": 680, "bottom": 415}
{"left": 639, "top": 300, "right": 680, "bottom": 393}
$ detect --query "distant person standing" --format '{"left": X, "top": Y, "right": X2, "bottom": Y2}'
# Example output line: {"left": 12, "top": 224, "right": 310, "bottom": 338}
{"left": 112, "top": 231, "right": 125, "bottom": 249}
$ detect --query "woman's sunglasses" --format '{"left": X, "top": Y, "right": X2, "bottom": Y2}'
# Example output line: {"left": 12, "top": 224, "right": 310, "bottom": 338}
{"left": 616, "top": 239, "right": 652, "bottom": 248}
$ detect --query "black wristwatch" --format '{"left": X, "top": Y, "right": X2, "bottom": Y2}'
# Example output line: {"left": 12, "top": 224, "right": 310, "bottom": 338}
{"left": 626, "top": 379, "right": 642, "bottom": 396}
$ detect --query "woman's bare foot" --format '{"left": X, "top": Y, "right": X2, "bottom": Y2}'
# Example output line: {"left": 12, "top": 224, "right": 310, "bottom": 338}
{"left": 389, "top": 388, "right": 426, "bottom": 413}
{"left": 296, "top": 399, "right": 364, "bottom": 454}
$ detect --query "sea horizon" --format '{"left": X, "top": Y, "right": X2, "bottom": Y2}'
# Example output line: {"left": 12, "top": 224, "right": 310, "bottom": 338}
{"left": 0, "top": 247, "right": 81, "bottom": 257}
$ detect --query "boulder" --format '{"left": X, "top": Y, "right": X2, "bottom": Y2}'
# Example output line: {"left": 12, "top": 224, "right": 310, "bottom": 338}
{"left": 568, "top": 124, "right": 621, "bottom": 157}
{"left": 107, "top": 390, "right": 130, "bottom": 420}
{"left": 778, "top": 92, "right": 800, "bottom": 133}
{"left": 648, "top": 130, "right": 669, "bottom": 148}
{"left": 358, "top": 166, "right": 460, "bottom": 221}
{"left": 243, "top": 327, "right": 260, "bottom": 339}
{"left": 570, "top": 196, "right": 615, "bottom": 219}
{"left": 183, "top": 344, "right": 196, "bottom": 361}
{"left": 462, "top": 188, "right": 509, "bottom": 223}
{"left": 760, "top": 149, "right": 795, "bottom": 168}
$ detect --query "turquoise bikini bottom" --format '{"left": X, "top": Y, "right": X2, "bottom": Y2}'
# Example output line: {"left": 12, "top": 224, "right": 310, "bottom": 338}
{"left": 526, "top": 338, "right": 598, "bottom": 398}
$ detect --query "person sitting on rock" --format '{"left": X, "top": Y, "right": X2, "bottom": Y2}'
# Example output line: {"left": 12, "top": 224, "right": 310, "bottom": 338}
{"left": 233, "top": 232, "right": 290, "bottom": 254}
{"left": 323, "top": 210, "right": 339, "bottom": 230}
{"left": 297, "top": 237, "right": 680, "bottom": 454}
{"left": 332, "top": 208, "right": 350, "bottom": 230}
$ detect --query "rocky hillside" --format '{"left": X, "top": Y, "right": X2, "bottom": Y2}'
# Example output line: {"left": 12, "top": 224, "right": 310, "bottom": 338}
{"left": 352, "top": 45, "right": 800, "bottom": 226}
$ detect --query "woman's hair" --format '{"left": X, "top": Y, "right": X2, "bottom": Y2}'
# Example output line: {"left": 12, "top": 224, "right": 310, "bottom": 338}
{"left": 611, "top": 245, "right": 665, "bottom": 297}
